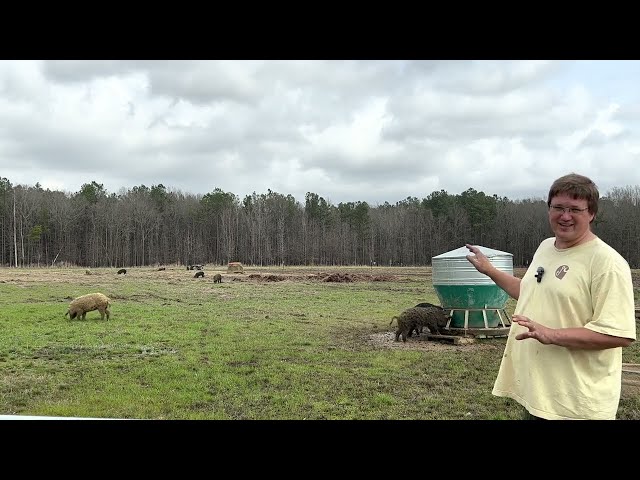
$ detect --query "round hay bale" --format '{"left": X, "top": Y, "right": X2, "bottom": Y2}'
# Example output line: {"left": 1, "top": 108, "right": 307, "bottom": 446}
{"left": 227, "top": 262, "right": 244, "bottom": 273}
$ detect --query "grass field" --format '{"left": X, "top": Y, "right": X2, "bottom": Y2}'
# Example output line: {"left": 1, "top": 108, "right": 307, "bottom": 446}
{"left": 1, "top": 264, "right": 638, "bottom": 420}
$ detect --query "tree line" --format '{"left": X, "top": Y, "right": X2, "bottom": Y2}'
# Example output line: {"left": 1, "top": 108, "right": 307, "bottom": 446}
{"left": 2, "top": 176, "right": 640, "bottom": 268}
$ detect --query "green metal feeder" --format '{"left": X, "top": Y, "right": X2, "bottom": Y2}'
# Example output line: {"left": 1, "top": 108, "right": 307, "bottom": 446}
{"left": 432, "top": 245, "right": 513, "bottom": 334}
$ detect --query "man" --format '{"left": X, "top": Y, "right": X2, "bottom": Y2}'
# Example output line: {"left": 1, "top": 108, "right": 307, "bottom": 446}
{"left": 466, "top": 173, "right": 636, "bottom": 420}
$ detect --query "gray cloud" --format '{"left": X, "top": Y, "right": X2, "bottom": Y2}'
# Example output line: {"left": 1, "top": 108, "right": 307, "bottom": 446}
{"left": 1, "top": 60, "right": 639, "bottom": 205}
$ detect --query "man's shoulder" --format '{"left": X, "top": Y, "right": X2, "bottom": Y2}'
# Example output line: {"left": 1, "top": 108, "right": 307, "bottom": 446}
{"left": 538, "top": 237, "right": 556, "bottom": 249}
{"left": 531, "top": 238, "right": 556, "bottom": 258}
{"left": 591, "top": 238, "right": 631, "bottom": 269}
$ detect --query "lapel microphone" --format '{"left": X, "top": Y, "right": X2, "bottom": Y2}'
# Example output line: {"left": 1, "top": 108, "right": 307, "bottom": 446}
{"left": 535, "top": 267, "right": 544, "bottom": 283}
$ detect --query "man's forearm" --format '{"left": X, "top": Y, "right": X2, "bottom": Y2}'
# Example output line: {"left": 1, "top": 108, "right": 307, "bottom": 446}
{"left": 485, "top": 267, "right": 520, "bottom": 300}
{"left": 549, "top": 327, "right": 634, "bottom": 350}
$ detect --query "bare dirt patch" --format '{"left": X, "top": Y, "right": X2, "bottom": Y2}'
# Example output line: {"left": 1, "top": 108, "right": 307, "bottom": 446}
{"left": 316, "top": 272, "right": 396, "bottom": 282}
{"left": 0, "top": 265, "right": 425, "bottom": 286}
{"left": 366, "top": 331, "right": 503, "bottom": 352}
{"left": 244, "top": 272, "right": 398, "bottom": 283}
{"left": 248, "top": 274, "right": 288, "bottom": 282}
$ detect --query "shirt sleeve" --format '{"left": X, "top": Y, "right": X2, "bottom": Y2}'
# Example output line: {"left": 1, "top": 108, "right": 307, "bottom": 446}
{"left": 586, "top": 258, "right": 637, "bottom": 341}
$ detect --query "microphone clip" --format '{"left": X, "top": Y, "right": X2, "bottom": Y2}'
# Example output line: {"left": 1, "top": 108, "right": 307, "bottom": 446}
{"left": 535, "top": 267, "right": 544, "bottom": 283}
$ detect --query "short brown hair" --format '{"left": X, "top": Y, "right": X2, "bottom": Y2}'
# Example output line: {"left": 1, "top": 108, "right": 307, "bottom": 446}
{"left": 547, "top": 173, "right": 599, "bottom": 218}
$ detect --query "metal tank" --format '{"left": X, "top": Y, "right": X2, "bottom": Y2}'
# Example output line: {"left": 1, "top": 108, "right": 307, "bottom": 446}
{"left": 432, "top": 245, "right": 513, "bottom": 329}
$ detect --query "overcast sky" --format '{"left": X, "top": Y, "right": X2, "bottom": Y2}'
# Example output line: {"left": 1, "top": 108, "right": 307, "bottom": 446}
{"left": 1, "top": 60, "right": 638, "bottom": 205}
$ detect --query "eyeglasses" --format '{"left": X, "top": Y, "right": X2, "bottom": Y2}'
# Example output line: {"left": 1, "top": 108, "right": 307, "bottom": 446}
{"left": 549, "top": 205, "right": 589, "bottom": 215}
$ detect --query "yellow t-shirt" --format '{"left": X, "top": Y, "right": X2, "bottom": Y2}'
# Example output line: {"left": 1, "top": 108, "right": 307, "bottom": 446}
{"left": 492, "top": 237, "right": 637, "bottom": 420}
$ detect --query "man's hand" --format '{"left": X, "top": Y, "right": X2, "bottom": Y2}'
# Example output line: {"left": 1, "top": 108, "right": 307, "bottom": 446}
{"left": 513, "top": 315, "right": 633, "bottom": 349}
{"left": 513, "top": 315, "right": 554, "bottom": 344}
{"left": 465, "top": 244, "right": 493, "bottom": 275}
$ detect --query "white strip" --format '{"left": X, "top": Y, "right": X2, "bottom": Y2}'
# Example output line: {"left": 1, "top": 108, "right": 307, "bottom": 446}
{"left": 0, "top": 415, "right": 129, "bottom": 420}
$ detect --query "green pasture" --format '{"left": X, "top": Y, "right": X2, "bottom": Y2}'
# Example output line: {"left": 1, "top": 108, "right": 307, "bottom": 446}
{"left": 0, "top": 265, "right": 638, "bottom": 420}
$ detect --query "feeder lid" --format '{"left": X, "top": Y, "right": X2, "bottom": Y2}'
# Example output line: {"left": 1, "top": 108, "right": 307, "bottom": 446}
{"left": 432, "top": 245, "right": 513, "bottom": 259}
